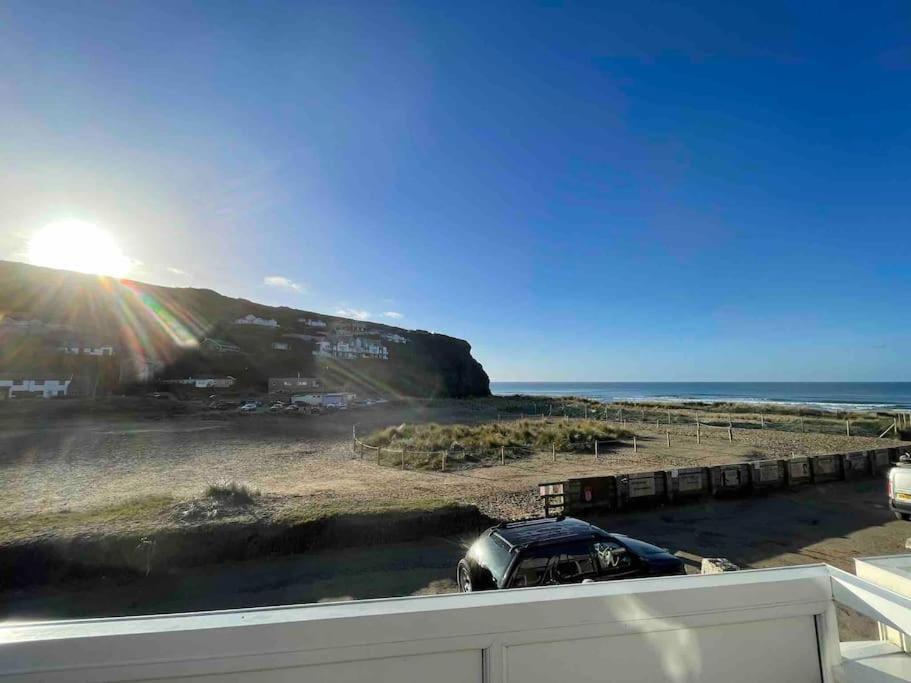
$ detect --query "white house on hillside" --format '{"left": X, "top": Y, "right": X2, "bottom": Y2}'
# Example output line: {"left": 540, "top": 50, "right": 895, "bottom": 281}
{"left": 0, "top": 376, "right": 72, "bottom": 399}
{"left": 313, "top": 337, "right": 388, "bottom": 360}
{"left": 299, "top": 318, "right": 327, "bottom": 328}
{"left": 58, "top": 341, "right": 115, "bottom": 356}
{"left": 381, "top": 332, "right": 409, "bottom": 344}
{"left": 162, "top": 376, "right": 235, "bottom": 389}
{"left": 201, "top": 338, "right": 242, "bottom": 353}
{"left": 234, "top": 314, "right": 279, "bottom": 327}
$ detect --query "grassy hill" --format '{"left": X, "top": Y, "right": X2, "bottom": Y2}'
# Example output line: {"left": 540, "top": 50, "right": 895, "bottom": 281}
{"left": 0, "top": 261, "right": 490, "bottom": 398}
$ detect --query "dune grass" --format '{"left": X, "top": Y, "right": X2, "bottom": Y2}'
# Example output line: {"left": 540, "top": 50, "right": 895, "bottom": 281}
{"left": 204, "top": 481, "right": 259, "bottom": 505}
{"left": 365, "top": 418, "right": 632, "bottom": 453}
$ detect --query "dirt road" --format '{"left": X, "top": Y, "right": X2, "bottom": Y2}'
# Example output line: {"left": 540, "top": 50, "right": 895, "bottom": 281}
{"left": 4, "top": 478, "right": 907, "bottom": 641}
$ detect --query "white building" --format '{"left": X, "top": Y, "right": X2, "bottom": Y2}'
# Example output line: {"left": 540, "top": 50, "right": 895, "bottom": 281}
{"left": 162, "top": 376, "right": 236, "bottom": 389}
{"left": 299, "top": 318, "right": 327, "bottom": 328}
{"left": 58, "top": 342, "right": 115, "bottom": 356}
{"left": 268, "top": 377, "right": 321, "bottom": 395}
{"left": 271, "top": 341, "right": 290, "bottom": 351}
{"left": 291, "top": 391, "right": 355, "bottom": 408}
{"left": 5, "top": 554, "right": 911, "bottom": 681}
{"left": 282, "top": 333, "right": 323, "bottom": 341}
{"left": 201, "top": 338, "right": 242, "bottom": 353}
{"left": 234, "top": 314, "right": 279, "bottom": 328}
{"left": 313, "top": 337, "right": 388, "bottom": 360}
{"left": 0, "top": 376, "right": 71, "bottom": 399}
{"left": 381, "top": 332, "right": 409, "bottom": 344}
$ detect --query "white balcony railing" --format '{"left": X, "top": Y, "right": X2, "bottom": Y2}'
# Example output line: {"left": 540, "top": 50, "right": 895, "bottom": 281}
{"left": 1, "top": 556, "right": 911, "bottom": 682}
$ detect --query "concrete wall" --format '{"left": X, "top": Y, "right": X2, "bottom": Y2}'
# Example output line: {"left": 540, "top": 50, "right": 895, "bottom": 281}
{"left": 549, "top": 446, "right": 909, "bottom": 517}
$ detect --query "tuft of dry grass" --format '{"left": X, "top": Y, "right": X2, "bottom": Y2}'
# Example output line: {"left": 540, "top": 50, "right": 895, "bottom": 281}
{"left": 204, "top": 481, "right": 259, "bottom": 505}
{"left": 365, "top": 419, "right": 632, "bottom": 453}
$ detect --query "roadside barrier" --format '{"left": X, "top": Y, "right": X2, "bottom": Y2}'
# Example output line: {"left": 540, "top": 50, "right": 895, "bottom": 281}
{"left": 667, "top": 467, "right": 709, "bottom": 503}
{"left": 617, "top": 471, "right": 667, "bottom": 509}
{"left": 751, "top": 460, "right": 787, "bottom": 491}
{"left": 786, "top": 457, "right": 812, "bottom": 486}
{"left": 842, "top": 451, "right": 871, "bottom": 480}
{"left": 541, "top": 447, "right": 908, "bottom": 517}
{"left": 809, "top": 453, "right": 843, "bottom": 483}
{"left": 709, "top": 463, "right": 752, "bottom": 496}
{"left": 870, "top": 448, "right": 892, "bottom": 475}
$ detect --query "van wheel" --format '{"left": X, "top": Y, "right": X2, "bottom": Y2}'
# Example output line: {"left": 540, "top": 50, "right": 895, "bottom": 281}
{"left": 895, "top": 512, "right": 911, "bottom": 521}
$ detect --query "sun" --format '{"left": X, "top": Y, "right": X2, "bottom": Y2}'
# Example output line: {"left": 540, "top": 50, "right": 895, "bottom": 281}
{"left": 26, "top": 219, "right": 134, "bottom": 278}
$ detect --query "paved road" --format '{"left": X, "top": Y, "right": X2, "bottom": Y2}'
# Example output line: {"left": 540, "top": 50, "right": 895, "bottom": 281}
{"left": 3, "top": 479, "right": 907, "bottom": 640}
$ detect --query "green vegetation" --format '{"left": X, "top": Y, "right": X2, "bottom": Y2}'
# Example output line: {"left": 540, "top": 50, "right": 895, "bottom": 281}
{"left": 365, "top": 418, "right": 632, "bottom": 453}
{"left": 0, "top": 495, "right": 174, "bottom": 543}
{"left": 204, "top": 481, "right": 258, "bottom": 505}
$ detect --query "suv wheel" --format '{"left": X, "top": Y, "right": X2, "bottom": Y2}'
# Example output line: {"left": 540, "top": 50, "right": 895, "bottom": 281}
{"left": 895, "top": 512, "right": 911, "bottom": 521}
{"left": 458, "top": 561, "right": 473, "bottom": 593}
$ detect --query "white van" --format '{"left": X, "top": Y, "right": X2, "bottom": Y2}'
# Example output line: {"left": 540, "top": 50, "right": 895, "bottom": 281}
{"left": 888, "top": 455, "right": 911, "bottom": 520}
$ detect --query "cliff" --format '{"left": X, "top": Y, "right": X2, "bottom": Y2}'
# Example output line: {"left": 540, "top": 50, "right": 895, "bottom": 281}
{"left": 0, "top": 261, "right": 490, "bottom": 398}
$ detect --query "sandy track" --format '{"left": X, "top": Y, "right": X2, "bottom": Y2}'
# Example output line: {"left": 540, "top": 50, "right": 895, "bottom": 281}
{"left": 1, "top": 402, "right": 905, "bottom": 521}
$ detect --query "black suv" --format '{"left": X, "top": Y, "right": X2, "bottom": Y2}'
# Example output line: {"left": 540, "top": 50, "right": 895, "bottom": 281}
{"left": 457, "top": 517, "right": 685, "bottom": 592}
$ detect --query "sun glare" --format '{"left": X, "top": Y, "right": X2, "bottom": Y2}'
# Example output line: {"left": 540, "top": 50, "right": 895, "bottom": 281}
{"left": 26, "top": 219, "right": 134, "bottom": 278}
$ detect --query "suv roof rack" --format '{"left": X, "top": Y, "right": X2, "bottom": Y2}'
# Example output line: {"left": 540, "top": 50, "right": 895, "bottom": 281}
{"left": 492, "top": 516, "right": 607, "bottom": 549}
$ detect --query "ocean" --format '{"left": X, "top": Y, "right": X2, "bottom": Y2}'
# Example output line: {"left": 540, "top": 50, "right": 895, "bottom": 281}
{"left": 489, "top": 382, "right": 911, "bottom": 412}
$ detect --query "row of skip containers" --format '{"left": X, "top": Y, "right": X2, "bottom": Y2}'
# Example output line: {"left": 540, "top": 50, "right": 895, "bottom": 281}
{"left": 539, "top": 446, "right": 905, "bottom": 517}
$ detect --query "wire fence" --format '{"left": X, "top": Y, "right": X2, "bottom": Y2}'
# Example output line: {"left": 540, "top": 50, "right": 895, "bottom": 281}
{"left": 353, "top": 404, "right": 910, "bottom": 472}
{"left": 352, "top": 426, "right": 627, "bottom": 472}
{"left": 489, "top": 401, "right": 909, "bottom": 439}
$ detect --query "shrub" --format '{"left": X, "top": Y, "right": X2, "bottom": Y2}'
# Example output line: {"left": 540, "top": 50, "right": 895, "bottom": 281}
{"left": 204, "top": 481, "right": 258, "bottom": 505}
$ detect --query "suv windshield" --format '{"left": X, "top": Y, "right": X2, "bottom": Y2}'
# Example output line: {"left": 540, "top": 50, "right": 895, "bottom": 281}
{"left": 471, "top": 535, "right": 513, "bottom": 586}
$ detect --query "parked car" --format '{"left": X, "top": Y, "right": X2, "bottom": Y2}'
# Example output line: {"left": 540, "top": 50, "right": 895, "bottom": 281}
{"left": 457, "top": 516, "right": 685, "bottom": 592}
{"left": 284, "top": 404, "right": 299, "bottom": 412}
{"left": 888, "top": 454, "right": 911, "bottom": 520}
{"left": 238, "top": 403, "right": 258, "bottom": 413}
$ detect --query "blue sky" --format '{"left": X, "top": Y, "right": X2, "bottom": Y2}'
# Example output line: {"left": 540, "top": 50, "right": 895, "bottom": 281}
{"left": 1, "top": 1, "right": 909, "bottom": 381}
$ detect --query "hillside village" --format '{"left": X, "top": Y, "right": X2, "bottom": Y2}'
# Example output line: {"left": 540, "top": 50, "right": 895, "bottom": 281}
{"left": 0, "top": 261, "right": 490, "bottom": 400}
{"left": 0, "top": 307, "right": 410, "bottom": 400}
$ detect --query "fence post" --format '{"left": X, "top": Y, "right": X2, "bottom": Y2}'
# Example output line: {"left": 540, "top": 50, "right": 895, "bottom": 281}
{"left": 696, "top": 417, "right": 701, "bottom": 445}
{"left": 633, "top": 435, "right": 637, "bottom": 453}
{"left": 552, "top": 443, "right": 556, "bottom": 462}
{"left": 760, "top": 413, "right": 765, "bottom": 429}
{"left": 401, "top": 449, "right": 405, "bottom": 470}
{"left": 595, "top": 440, "right": 599, "bottom": 460}
{"left": 442, "top": 450, "right": 447, "bottom": 472}
{"left": 846, "top": 420, "right": 851, "bottom": 437}
{"left": 500, "top": 446, "right": 505, "bottom": 466}
{"left": 728, "top": 426, "right": 733, "bottom": 442}
{"left": 666, "top": 430, "right": 671, "bottom": 447}
{"left": 377, "top": 447, "right": 381, "bottom": 466}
